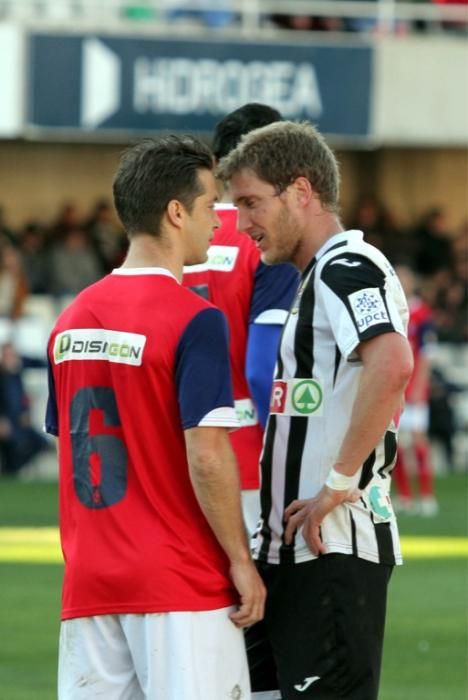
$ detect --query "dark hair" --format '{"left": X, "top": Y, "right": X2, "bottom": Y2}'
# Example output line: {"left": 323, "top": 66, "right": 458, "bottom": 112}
{"left": 113, "top": 135, "right": 214, "bottom": 238}
{"left": 212, "top": 103, "right": 283, "bottom": 161}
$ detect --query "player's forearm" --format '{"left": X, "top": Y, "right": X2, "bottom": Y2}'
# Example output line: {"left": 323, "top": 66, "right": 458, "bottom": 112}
{"left": 334, "top": 333, "right": 413, "bottom": 478}
{"left": 187, "top": 435, "right": 251, "bottom": 564}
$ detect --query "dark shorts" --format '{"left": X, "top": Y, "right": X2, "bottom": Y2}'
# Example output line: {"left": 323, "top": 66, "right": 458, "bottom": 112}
{"left": 246, "top": 554, "right": 393, "bottom": 700}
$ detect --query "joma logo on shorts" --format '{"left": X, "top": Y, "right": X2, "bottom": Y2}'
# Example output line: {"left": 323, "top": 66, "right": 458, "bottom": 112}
{"left": 294, "top": 675, "right": 320, "bottom": 691}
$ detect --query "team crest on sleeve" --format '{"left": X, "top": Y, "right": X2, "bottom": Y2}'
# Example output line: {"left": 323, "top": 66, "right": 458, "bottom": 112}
{"left": 348, "top": 287, "right": 389, "bottom": 332}
{"left": 53, "top": 329, "right": 146, "bottom": 366}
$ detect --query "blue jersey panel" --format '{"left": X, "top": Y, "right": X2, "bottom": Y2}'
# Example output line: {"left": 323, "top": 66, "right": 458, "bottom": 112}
{"left": 246, "top": 323, "right": 283, "bottom": 429}
{"left": 418, "top": 319, "right": 436, "bottom": 349}
{"left": 249, "top": 262, "right": 299, "bottom": 324}
{"left": 45, "top": 357, "right": 59, "bottom": 436}
{"left": 175, "top": 307, "right": 234, "bottom": 429}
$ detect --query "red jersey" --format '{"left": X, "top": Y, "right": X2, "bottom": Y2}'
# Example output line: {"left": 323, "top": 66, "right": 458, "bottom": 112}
{"left": 46, "top": 268, "right": 239, "bottom": 620}
{"left": 182, "top": 204, "right": 298, "bottom": 489}
{"left": 406, "top": 296, "right": 435, "bottom": 400}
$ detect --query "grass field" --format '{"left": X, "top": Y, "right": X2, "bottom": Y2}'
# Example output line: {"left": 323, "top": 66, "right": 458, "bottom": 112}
{"left": 0, "top": 474, "right": 467, "bottom": 699}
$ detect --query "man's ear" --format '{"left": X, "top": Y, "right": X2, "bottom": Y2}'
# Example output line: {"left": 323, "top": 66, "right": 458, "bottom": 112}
{"left": 166, "top": 199, "right": 185, "bottom": 229}
{"left": 291, "top": 176, "right": 313, "bottom": 208}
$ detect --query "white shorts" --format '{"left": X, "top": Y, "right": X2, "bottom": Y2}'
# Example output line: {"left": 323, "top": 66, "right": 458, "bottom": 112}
{"left": 399, "top": 403, "right": 429, "bottom": 434}
{"left": 58, "top": 606, "right": 250, "bottom": 700}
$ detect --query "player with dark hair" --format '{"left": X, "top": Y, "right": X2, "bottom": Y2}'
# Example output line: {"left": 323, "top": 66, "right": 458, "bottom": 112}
{"left": 46, "top": 134, "right": 265, "bottom": 700}
{"left": 219, "top": 121, "right": 413, "bottom": 700}
{"left": 183, "top": 104, "right": 299, "bottom": 534}
{"left": 212, "top": 103, "right": 284, "bottom": 161}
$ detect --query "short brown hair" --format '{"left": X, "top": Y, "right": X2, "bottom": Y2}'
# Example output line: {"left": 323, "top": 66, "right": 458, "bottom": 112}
{"left": 217, "top": 121, "right": 340, "bottom": 212}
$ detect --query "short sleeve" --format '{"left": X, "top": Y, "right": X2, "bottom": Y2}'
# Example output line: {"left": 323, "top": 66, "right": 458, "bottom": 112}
{"left": 250, "top": 262, "right": 299, "bottom": 325}
{"left": 175, "top": 307, "right": 238, "bottom": 429}
{"left": 319, "top": 253, "right": 406, "bottom": 359}
{"left": 44, "top": 356, "right": 59, "bottom": 436}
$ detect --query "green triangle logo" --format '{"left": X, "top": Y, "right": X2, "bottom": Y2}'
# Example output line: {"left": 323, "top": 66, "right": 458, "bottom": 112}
{"left": 292, "top": 380, "right": 322, "bottom": 415}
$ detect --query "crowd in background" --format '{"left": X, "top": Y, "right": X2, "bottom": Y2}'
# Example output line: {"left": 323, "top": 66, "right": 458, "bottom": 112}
{"left": 124, "top": 0, "right": 468, "bottom": 35}
{"left": 267, "top": 0, "right": 468, "bottom": 35}
{"left": 0, "top": 195, "right": 466, "bottom": 480}
{"left": 348, "top": 196, "right": 468, "bottom": 344}
{"left": 0, "top": 196, "right": 466, "bottom": 343}
{"left": 0, "top": 199, "right": 128, "bottom": 476}
{"left": 0, "top": 200, "right": 127, "bottom": 309}
{"left": 2, "top": 0, "right": 467, "bottom": 35}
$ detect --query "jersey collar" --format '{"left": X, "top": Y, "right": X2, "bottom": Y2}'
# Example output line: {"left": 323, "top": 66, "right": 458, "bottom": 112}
{"left": 316, "top": 230, "right": 364, "bottom": 260}
{"left": 112, "top": 267, "right": 179, "bottom": 283}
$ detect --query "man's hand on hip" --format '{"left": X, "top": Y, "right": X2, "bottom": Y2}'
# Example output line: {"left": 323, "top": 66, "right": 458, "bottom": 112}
{"left": 284, "top": 487, "right": 361, "bottom": 555}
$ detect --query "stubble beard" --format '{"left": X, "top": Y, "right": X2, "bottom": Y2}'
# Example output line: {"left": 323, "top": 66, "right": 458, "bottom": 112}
{"left": 262, "top": 208, "right": 301, "bottom": 267}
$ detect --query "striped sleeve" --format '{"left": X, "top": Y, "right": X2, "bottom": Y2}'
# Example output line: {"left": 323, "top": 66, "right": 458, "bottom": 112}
{"left": 319, "top": 253, "right": 404, "bottom": 358}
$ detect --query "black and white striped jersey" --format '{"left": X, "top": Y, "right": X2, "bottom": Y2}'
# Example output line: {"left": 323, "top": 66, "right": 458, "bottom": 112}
{"left": 255, "top": 230, "right": 409, "bottom": 567}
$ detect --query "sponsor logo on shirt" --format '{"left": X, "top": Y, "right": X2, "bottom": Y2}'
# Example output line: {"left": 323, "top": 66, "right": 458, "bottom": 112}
{"left": 270, "top": 379, "right": 323, "bottom": 416}
{"left": 54, "top": 329, "right": 146, "bottom": 366}
{"left": 368, "top": 485, "right": 393, "bottom": 521}
{"left": 234, "top": 398, "right": 259, "bottom": 427}
{"left": 348, "top": 287, "right": 389, "bottom": 332}
{"left": 183, "top": 245, "right": 239, "bottom": 273}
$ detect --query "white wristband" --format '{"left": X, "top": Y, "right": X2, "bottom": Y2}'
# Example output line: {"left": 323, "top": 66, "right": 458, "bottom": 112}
{"left": 325, "top": 467, "right": 359, "bottom": 491}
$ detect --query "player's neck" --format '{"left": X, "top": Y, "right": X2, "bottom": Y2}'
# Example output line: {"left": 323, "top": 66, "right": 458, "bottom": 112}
{"left": 295, "top": 214, "right": 344, "bottom": 271}
{"left": 121, "top": 234, "right": 183, "bottom": 281}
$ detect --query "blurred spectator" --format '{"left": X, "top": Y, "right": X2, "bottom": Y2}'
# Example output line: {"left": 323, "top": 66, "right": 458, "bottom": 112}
{"left": 269, "top": 11, "right": 314, "bottom": 30}
{"left": 432, "top": 0, "right": 468, "bottom": 34}
{"left": 269, "top": 11, "right": 345, "bottom": 31}
{"left": 84, "top": 199, "right": 127, "bottom": 273}
{"left": 393, "top": 263, "right": 438, "bottom": 516}
{"left": 348, "top": 193, "right": 406, "bottom": 261}
{"left": 268, "top": 3, "right": 409, "bottom": 34}
{"left": 0, "top": 205, "right": 16, "bottom": 246}
{"left": 413, "top": 207, "right": 454, "bottom": 277}
{"left": 0, "top": 243, "right": 29, "bottom": 319}
{"left": 47, "top": 228, "right": 103, "bottom": 297}
{"left": 451, "top": 219, "right": 468, "bottom": 281}
{"left": 428, "top": 221, "right": 468, "bottom": 343}
{"left": 48, "top": 201, "right": 82, "bottom": 243}
{"left": 429, "top": 366, "right": 460, "bottom": 472}
{"left": 344, "top": 0, "right": 409, "bottom": 34}
{"left": 18, "top": 222, "right": 50, "bottom": 294}
{"left": 165, "top": 0, "right": 236, "bottom": 28}
{"left": 122, "top": 1, "right": 157, "bottom": 21}
{"left": 343, "top": 0, "right": 379, "bottom": 33}
{"left": 431, "top": 274, "right": 468, "bottom": 343}
{"left": 0, "top": 341, "right": 49, "bottom": 477}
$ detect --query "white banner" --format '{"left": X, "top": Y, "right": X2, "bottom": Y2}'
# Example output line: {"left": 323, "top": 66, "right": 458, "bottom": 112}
{"left": 373, "top": 37, "right": 468, "bottom": 145}
{"left": 0, "top": 25, "right": 24, "bottom": 136}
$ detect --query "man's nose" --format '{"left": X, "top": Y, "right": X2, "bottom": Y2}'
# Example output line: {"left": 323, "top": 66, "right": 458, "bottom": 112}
{"left": 237, "top": 209, "right": 252, "bottom": 235}
{"left": 213, "top": 210, "right": 221, "bottom": 229}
